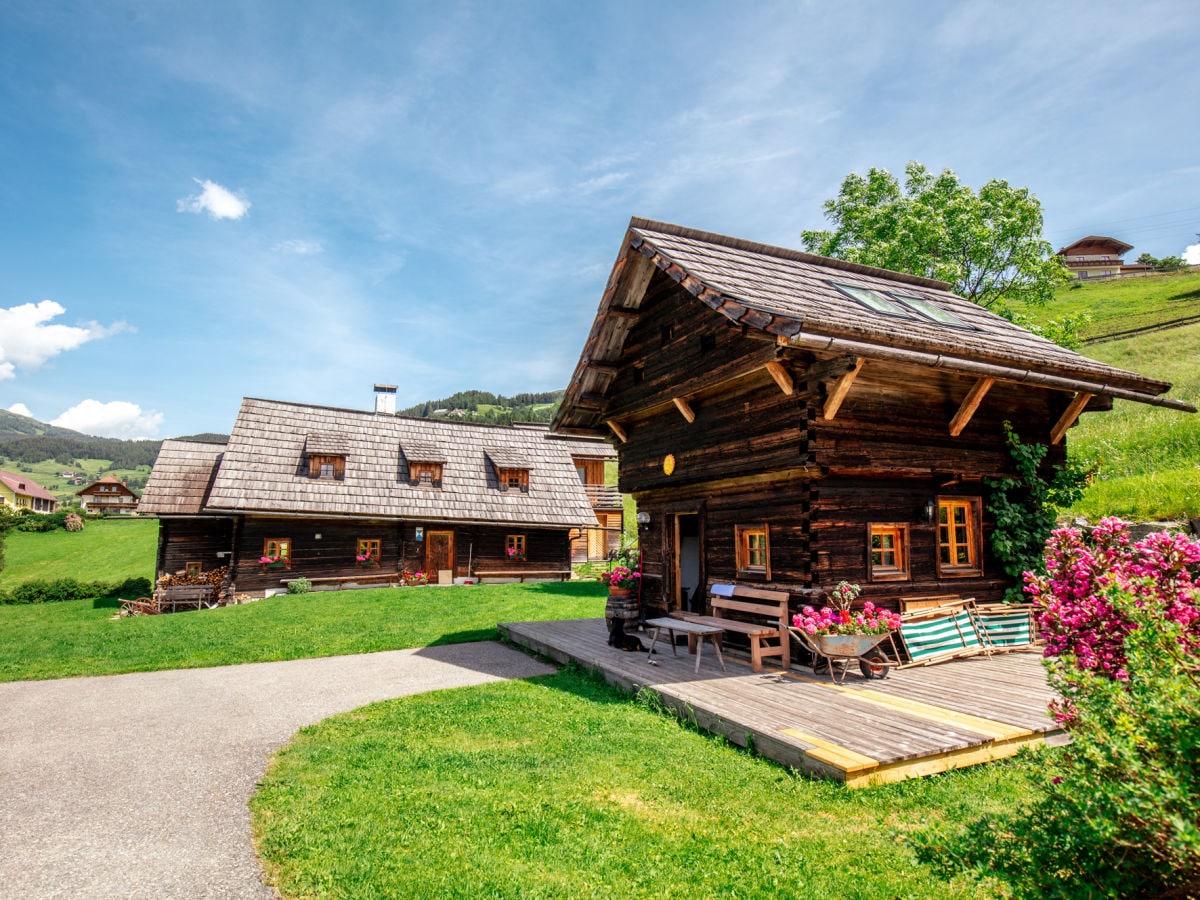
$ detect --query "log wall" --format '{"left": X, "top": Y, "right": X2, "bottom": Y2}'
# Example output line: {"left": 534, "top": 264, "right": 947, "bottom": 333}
{"left": 157, "top": 517, "right": 234, "bottom": 580}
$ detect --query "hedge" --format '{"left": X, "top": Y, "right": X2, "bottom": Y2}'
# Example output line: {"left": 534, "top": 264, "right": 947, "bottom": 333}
{"left": 0, "top": 576, "right": 153, "bottom": 605}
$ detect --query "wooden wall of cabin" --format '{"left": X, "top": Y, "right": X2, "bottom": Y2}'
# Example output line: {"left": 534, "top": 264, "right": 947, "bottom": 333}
{"left": 233, "top": 516, "right": 404, "bottom": 593}
{"left": 157, "top": 517, "right": 233, "bottom": 579}
{"left": 397, "top": 523, "right": 572, "bottom": 579}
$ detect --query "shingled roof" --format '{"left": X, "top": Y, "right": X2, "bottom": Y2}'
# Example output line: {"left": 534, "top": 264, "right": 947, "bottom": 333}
{"left": 0, "top": 469, "right": 57, "bottom": 504}
{"left": 554, "top": 218, "right": 1194, "bottom": 433}
{"left": 138, "top": 440, "right": 226, "bottom": 515}
{"left": 200, "top": 398, "right": 610, "bottom": 528}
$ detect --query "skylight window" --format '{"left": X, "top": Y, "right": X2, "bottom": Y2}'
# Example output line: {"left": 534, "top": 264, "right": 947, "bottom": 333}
{"left": 887, "top": 292, "right": 974, "bottom": 330}
{"left": 831, "top": 282, "right": 912, "bottom": 318}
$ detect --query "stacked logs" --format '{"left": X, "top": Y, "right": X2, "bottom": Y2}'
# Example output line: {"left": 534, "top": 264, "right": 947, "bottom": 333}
{"left": 156, "top": 566, "right": 229, "bottom": 590}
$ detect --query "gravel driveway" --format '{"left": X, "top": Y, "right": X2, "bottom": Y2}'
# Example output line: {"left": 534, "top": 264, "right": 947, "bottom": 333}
{"left": 0, "top": 642, "right": 555, "bottom": 899}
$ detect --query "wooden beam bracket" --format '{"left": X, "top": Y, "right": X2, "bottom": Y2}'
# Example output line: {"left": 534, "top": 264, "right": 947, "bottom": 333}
{"left": 765, "top": 361, "right": 795, "bottom": 396}
{"left": 1050, "top": 392, "right": 1094, "bottom": 445}
{"left": 949, "top": 377, "right": 996, "bottom": 437}
{"left": 821, "top": 358, "right": 864, "bottom": 420}
{"left": 672, "top": 397, "right": 696, "bottom": 424}
{"left": 605, "top": 419, "right": 629, "bottom": 443}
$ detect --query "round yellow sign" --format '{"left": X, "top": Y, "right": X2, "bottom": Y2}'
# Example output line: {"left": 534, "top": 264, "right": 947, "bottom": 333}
{"left": 663, "top": 454, "right": 676, "bottom": 475}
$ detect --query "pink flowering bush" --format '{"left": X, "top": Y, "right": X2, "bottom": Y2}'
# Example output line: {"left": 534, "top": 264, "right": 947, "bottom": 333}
{"left": 792, "top": 583, "right": 900, "bottom": 636}
{"left": 913, "top": 520, "right": 1200, "bottom": 895}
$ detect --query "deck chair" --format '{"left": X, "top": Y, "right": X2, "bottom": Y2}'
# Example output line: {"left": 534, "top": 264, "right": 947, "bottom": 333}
{"left": 896, "top": 601, "right": 988, "bottom": 667}
{"left": 971, "top": 603, "right": 1036, "bottom": 652}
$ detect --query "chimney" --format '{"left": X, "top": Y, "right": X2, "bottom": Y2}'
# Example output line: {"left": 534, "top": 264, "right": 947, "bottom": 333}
{"left": 373, "top": 384, "right": 397, "bottom": 415}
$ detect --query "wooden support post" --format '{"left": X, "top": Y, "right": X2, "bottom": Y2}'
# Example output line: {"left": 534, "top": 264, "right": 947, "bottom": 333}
{"left": 1050, "top": 392, "right": 1094, "bottom": 445}
{"left": 765, "top": 361, "right": 794, "bottom": 396}
{"left": 822, "top": 358, "right": 864, "bottom": 420}
{"left": 672, "top": 397, "right": 696, "bottom": 423}
{"left": 605, "top": 419, "right": 628, "bottom": 443}
{"left": 949, "top": 377, "right": 996, "bottom": 437}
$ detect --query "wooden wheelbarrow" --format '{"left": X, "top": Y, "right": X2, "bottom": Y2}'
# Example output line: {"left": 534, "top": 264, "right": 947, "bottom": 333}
{"left": 788, "top": 628, "right": 900, "bottom": 684}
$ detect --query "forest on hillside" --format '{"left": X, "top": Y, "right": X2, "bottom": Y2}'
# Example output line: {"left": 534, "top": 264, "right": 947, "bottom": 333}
{"left": 398, "top": 389, "right": 563, "bottom": 425}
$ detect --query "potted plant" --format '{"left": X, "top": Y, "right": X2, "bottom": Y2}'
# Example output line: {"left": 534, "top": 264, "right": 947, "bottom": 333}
{"left": 356, "top": 552, "right": 378, "bottom": 567}
{"left": 600, "top": 563, "right": 641, "bottom": 598}
{"left": 259, "top": 555, "right": 289, "bottom": 570}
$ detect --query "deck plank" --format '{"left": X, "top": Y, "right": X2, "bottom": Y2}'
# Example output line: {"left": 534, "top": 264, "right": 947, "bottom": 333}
{"left": 501, "top": 618, "right": 1064, "bottom": 786}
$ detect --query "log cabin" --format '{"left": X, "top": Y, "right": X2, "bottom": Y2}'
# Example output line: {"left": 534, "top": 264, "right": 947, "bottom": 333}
{"left": 552, "top": 218, "right": 1195, "bottom": 614}
{"left": 139, "top": 394, "right": 617, "bottom": 595}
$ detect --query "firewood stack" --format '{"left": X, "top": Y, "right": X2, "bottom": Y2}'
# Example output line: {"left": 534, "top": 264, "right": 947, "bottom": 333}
{"left": 156, "top": 566, "right": 229, "bottom": 590}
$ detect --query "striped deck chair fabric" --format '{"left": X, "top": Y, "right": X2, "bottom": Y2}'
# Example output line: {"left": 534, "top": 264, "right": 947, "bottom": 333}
{"left": 972, "top": 604, "right": 1035, "bottom": 651}
{"left": 898, "top": 609, "right": 985, "bottom": 666}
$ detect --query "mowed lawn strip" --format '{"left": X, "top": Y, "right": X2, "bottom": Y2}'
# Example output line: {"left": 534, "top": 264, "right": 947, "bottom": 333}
{"left": 0, "top": 517, "right": 158, "bottom": 587}
{"left": 251, "top": 667, "right": 1033, "bottom": 899}
{"left": 0, "top": 581, "right": 606, "bottom": 682}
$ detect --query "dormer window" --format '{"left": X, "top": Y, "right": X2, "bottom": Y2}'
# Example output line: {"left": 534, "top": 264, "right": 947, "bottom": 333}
{"left": 305, "top": 432, "right": 351, "bottom": 481}
{"left": 403, "top": 442, "right": 446, "bottom": 488}
{"left": 487, "top": 448, "right": 530, "bottom": 493}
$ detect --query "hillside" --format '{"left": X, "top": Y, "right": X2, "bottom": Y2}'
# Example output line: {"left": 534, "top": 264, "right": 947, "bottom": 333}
{"left": 398, "top": 389, "right": 563, "bottom": 425}
{"left": 0, "top": 409, "right": 88, "bottom": 441}
{"left": 1017, "top": 271, "right": 1200, "bottom": 521}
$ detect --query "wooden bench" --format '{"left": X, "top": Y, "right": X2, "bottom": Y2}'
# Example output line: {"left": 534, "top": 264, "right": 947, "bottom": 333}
{"left": 673, "top": 584, "right": 791, "bottom": 672}
{"left": 473, "top": 569, "right": 573, "bottom": 583}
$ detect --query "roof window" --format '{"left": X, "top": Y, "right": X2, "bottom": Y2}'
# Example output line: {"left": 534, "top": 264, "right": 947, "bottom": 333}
{"left": 886, "top": 291, "right": 974, "bottom": 330}
{"left": 831, "top": 282, "right": 914, "bottom": 319}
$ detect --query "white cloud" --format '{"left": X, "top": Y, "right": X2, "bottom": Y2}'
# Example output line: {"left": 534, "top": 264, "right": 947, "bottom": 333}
{"left": 177, "top": 178, "right": 251, "bottom": 220}
{"left": 1184, "top": 244, "right": 1200, "bottom": 265}
{"left": 7, "top": 402, "right": 34, "bottom": 418}
{"left": 273, "top": 239, "right": 324, "bottom": 255}
{"left": 0, "top": 300, "right": 124, "bottom": 381}
{"left": 51, "top": 400, "right": 164, "bottom": 440}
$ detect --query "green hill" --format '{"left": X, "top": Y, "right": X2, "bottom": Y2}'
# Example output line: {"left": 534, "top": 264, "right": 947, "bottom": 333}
{"left": 398, "top": 389, "right": 563, "bottom": 425}
{"left": 1017, "top": 271, "right": 1200, "bottom": 522}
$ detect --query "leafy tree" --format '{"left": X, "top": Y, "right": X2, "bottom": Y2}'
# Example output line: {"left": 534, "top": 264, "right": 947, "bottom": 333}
{"left": 802, "top": 161, "right": 1069, "bottom": 309}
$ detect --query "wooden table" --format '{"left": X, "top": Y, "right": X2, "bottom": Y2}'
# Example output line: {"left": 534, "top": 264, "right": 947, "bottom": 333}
{"left": 644, "top": 617, "right": 727, "bottom": 674}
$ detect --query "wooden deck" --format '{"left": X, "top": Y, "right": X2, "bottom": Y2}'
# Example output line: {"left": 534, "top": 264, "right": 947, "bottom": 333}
{"left": 499, "top": 617, "right": 1065, "bottom": 787}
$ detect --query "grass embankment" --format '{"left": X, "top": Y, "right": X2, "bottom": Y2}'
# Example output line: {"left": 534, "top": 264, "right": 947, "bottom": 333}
{"left": 0, "top": 517, "right": 157, "bottom": 587}
{"left": 1013, "top": 272, "right": 1200, "bottom": 521}
{"left": 251, "top": 665, "right": 1034, "bottom": 899}
{"left": 0, "top": 581, "right": 606, "bottom": 682}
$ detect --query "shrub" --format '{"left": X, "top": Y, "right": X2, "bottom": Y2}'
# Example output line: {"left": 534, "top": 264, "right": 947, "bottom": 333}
{"left": 912, "top": 521, "right": 1200, "bottom": 896}
{"left": 64, "top": 513, "right": 84, "bottom": 532}
{"left": 0, "top": 575, "right": 153, "bottom": 605}
{"left": 287, "top": 577, "right": 311, "bottom": 595}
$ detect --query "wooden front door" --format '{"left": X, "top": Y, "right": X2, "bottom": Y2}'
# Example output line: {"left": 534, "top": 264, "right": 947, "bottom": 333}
{"left": 426, "top": 531, "right": 454, "bottom": 579}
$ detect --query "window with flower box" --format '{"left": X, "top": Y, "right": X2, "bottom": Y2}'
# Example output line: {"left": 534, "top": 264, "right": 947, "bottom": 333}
{"left": 868, "top": 523, "right": 909, "bottom": 582}
{"left": 262, "top": 538, "right": 291, "bottom": 569}
{"left": 185, "top": 561, "right": 202, "bottom": 576}
{"left": 937, "top": 497, "right": 982, "bottom": 577}
{"left": 356, "top": 538, "right": 381, "bottom": 566}
{"left": 735, "top": 524, "right": 770, "bottom": 579}
{"left": 506, "top": 534, "right": 526, "bottom": 561}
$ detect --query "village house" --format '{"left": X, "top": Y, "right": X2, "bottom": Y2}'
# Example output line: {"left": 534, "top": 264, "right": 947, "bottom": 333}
{"left": 76, "top": 475, "right": 140, "bottom": 515}
{"left": 0, "top": 469, "right": 58, "bottom": 514}
{"left": 552, "top": 219, "right": 1194, "bottom": 615}
{"left": 138, "top": 390, "right": 618, "bottom": 594}
{"left": 1056, "top": 235, "right": 1137, "bottom": 279}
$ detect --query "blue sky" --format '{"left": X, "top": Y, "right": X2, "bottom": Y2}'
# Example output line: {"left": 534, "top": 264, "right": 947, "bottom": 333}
{"left": 2, "top": 1, "right": 1198, "bottom": 439}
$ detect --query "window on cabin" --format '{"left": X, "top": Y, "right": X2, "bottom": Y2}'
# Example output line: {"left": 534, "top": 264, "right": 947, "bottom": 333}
{"left": 356, "top": 538, "right": 380, "bottom": 565}
{"left": 700, "top": 333, "right": 716, "bottom": 354}
{"left": 262, "top": 539, "right": 291, "bottom": 567}
{"left": 308, "top": 454, "right": 345, "bottom": 480}
{"left": 661, "top": 324, "right": 676, "bottom": 347}
{"left": 735, "top": 524, "right": 770, "bottom": 579}
{"left": 868, "top": 523, "right": 910, "bottom": 582}
{"left": 937, "top": 498, "right": 982, "bottom": 576}
{"left": 409, "top": 462, "right": 443, "bottom": 488}
{"left": 185, "top": 561, "right": 202, "bottom": 576}
{"left": 506, "top": 534, "right": 526, "bottom": 561}
{"left": 498, "top": 468, "right": 529, "bottom": 492}
{"left": 832, "top": 282, "right": 912, "bottom": 318}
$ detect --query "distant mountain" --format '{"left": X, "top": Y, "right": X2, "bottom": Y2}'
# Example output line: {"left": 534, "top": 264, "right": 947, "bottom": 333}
{"left": 171, "top": 432, "right": 230, "bottom": 444}
{"left": 398, "top": 389, "right": 563, "bottom": 425}
{"left": 0, "top": 408, "right": 89, "bottom": 441}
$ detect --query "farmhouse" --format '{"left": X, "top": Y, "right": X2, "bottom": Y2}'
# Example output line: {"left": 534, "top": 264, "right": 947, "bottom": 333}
{"left": 553, "top": 219, "right": 1194, "bottom": 614}
{"left": 1056, "top": 235, "right": 1135, "bottom": 279}
{"left": 0, "top": 469, "right": 58, "bottom": 514}
{"left": 139, "top": 393, "right": 618, "bottom": 595}
{"left": 76, "top": 475, "right": 140, "bottom": 515}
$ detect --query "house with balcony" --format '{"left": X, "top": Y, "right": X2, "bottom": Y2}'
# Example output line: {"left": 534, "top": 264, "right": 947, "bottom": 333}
{"left": 0, "top": 470, "right": 58, "bottom": 514}
{"left": 1056, "top": 236, "right": 1134, "bottom": 279}
{"left": 77, "top": 476, "right": 140, "bottom": 515}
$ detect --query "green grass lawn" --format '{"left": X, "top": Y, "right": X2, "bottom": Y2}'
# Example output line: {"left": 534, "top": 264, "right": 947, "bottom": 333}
{"left": 0, "top": 455, "right": 151, "bottom": 506}
{"left": 0, "top": 581, "right": 606, "bottom": 682}
{"left": 251, "top": 665, "right": 1037, "bottom": 898}
{"left": 0, "top": 517, "right": 158, "bottom": 588}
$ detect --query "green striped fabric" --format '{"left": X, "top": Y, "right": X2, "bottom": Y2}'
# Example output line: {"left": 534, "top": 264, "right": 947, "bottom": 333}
{"left": 974, "top": 611, "right": 1033, "bottom": 648}
{"left": 899, "top": 611, "right": 982, "bottom": 662}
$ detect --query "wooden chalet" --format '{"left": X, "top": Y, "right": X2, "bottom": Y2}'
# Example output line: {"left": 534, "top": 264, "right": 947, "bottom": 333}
{"left": 553, "top": 219, "right": 1195, "bottom": 615}
{"left": 139, "top": 396, "right": 617, "bottom": 594}
{"left": 76, "top": 475, "right": 140, "bottom": 515}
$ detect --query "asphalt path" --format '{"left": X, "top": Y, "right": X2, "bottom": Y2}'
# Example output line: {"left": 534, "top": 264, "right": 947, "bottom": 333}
{"left": 0, "top": 642, "right": 556, "bottom": 899}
